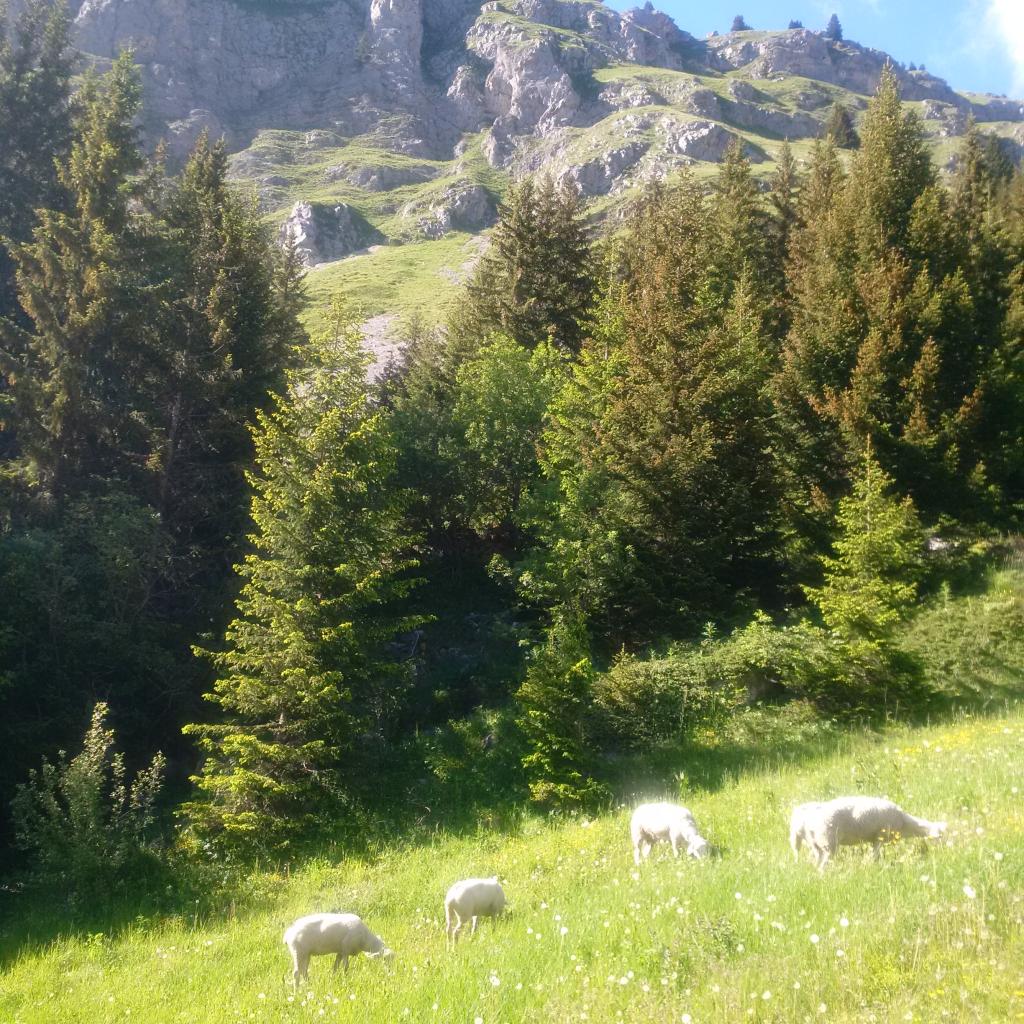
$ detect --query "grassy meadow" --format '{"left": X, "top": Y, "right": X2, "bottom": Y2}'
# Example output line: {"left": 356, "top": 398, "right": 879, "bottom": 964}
{"left": 3, "top": 568, "right": 1024, "bottom": 1023}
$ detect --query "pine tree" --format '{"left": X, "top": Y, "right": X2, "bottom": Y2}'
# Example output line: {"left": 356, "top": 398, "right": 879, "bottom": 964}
{"left": 787, "top": 20, "right": 803, "bottom": 30}
{"left": 456, "top": 176, "right": 594, "bottom": 354}
{"left": 0, "top": 0, "right": 75, "bottom": 322}
{"left": 731, "top": 15, "right": 750, "bottom": 32}
{"left": 825, "top": 102, "right": 859, "bottom": 149}
{"left": 183, "top": 302, "right": 422, "bottom": 857}
{"left": 825, "top": 14, "right": 843, "bottom": 41}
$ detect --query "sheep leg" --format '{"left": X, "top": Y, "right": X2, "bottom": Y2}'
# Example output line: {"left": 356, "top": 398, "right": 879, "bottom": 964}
{"left": 872, "top": 840, "right": 882, "bottom": 861}
{"left": 816, "top": 846, "right": 831, "bottom": 873}
{"left": 470, "top": 915, "right": 479, "bottom": 937}
{"left": 450, "top": 915, "right": 463, "bottom": 945}
{"left": 670, "top": 835, "right": 681, "bottom": 858}
{"left": 633, "top": 842, "right": 642, "bottom": 866}
{"left": 332, "top": 953, "right": 349, "bottom": 973}
{"left": 293, "top": 952, "right": 309, "bottom": 987}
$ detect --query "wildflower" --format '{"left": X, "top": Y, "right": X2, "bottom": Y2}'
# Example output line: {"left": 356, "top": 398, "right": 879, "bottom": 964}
{"left": 810, "top": 934, "right": 820, "bottom": 944}
{"left": 963, "top": 884, "right": 977, "bottom": 900}
{"left": 561, "top": 926, "right": 569, "bottom": 935}
{"left": 836, "top": 949, "right": 845, "bottom": 958}
{"left": 490, "top": 975, "right": 500, "bottom": 988}
{"left": 762, "top": 990, "right": 772, "bottom": 1000}
{"left": 257, "top": 994, "right": 266, "bottom": 1000}
{"left": 994, "top": 852, "right": 1004, "bottom": 861}
{"left": 840, "top": 917, "right": 849, "bottom": 928}
{"left": 682, "top": 1016, "right": 693, "bottom": 1024}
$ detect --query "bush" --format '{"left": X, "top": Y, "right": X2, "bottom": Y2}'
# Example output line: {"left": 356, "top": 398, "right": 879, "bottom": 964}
{"left": 592, "top": 649, "right": 735, "bottom": 750}
{"left": 11, "top": 703, "right": 166, "bottom": 904}
{"left": 517, "top": 618, "right": 610, "bottom": 810}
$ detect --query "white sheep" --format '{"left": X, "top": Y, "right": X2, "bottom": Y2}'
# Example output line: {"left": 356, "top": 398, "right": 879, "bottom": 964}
{"left": 801, "top": 796, "right": 947, "bottom": 871}
{"left": 283, "top": 912, "right": 392, "bottom": 985}
{"left": 789, "top": 801, "right": 826, "bottom": 862}
{"left": 630, "top": 802, "right": 711, "bottom": 865}
{"left": 444, "top": 877, "right": 506, "bottom": 944}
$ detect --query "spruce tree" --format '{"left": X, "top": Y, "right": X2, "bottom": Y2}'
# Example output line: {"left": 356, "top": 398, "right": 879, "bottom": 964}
{"left": 731, "top": 15, "right": 750, "bottom": 32}
{"left": 825, "top": 14, "right": 843, "bottom": 41}
{"left": 0, "top": 0, "right": 74, "bottom": 322}
{"left": 0, "top": 51, "right": 150, "bottom": 501}
{"left": 825, "top": 102, "right": 859, "bottom": 149}
{"left": 456, "top": 176, "right": 595, "bottom": 354}
{"left": 526, "top": 171, "right": 783, "bottom": 647}
{"left": 183, "top": 302, "right": 422, "bottom": 857}
{"left": 805, "top": 445, "right": 922, "bottom": 644}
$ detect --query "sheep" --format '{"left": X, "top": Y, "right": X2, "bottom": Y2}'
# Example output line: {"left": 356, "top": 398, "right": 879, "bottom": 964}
{"left": 801, "top": 796, "right": 947, "bottom": 871}
{"left": 283, "top": 912, "right": 392, "bottom": 985}
{"left": 630, "top": 802, "right": 711, "bottom": 865}
{"left": 789, "top": 801, "right": 826, "bottom": 862}
{"left": 444, "top": 877, "right": 506, "bottom": 944}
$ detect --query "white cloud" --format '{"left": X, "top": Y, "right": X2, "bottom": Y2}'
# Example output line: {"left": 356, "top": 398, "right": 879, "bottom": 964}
{"left": 983, "top": 0, "right": 1024, "bottom": 95}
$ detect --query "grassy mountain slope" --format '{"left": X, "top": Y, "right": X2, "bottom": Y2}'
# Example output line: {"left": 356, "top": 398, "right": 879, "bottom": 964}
{"left": 3, "top": 569, "right": 1024, "bottom": 1023}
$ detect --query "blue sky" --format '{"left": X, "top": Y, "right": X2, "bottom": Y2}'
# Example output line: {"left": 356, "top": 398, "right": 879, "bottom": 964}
{"left": 605, "top": 1, "right": 1024, "bottom": 98}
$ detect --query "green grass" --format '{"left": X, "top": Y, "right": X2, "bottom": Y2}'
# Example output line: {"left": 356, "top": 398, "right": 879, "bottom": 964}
{"left": 2, "top": 708, "right": 1022, "bottom": 1022}
{"left": 4, "top": 570, "right": 1023, "bottom": 1023}
{"left": 300, "top": 232, "right": 485, "bottom": 329}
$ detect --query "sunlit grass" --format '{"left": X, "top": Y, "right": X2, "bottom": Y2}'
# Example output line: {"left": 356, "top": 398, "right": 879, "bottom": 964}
{"left": 3, "top": 706, "right": 1022, "bottom": 1023}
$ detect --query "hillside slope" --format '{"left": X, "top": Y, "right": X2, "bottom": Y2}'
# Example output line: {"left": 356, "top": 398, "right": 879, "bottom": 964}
{"left": 2, "top": 708, "right": 1021, "bottom": 1022}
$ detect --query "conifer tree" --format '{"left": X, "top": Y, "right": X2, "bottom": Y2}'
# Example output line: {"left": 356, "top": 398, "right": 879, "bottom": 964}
{"left": 825, "top": 13, "right": 843, "bottom": 41}
{"left": 731, "top": 15, "right": 750, "bottom": 32}
{"left": 825, "top": 102, "right": 859, "bottom": 149}
{"left": 805, "top": 445, "right": 922, "bottom": 644}
{"left": 183, "top": 302, "right": 422, "bottom": 857}
{"left": 516, "top": 614, "right": 607, "bottom": 809}
{"left": 456, "top": 176, "right": 595, "bottom": 354}
{"left": 0, "top": 0, "right": 74, "bottom": 322}
{"left": 526, "top": 171, "right": 783, "bottom": 647}
{"left": 153, "top": 132, "right": 299, "bottom": 598}
{"left": 0, "top": 51, "right": 150, "bottom": 501}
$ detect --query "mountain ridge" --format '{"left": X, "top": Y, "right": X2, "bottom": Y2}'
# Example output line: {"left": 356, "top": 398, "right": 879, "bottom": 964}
{"left": 23, "top": 0, "right": 1024, "bottom": 324}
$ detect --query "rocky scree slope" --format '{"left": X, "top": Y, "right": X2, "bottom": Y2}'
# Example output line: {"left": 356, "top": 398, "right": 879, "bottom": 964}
{"left": 48, "top": 0, "right": 1024, "bottom": 312}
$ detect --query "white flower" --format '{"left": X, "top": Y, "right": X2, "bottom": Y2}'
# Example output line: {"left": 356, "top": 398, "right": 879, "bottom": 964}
{"left": 810, "top": 934, "right": 820, "bottom": 944}
{"left": 836, "top": 949, "right": 845, "bottom": 958}
{"left": 560, "top": 926, "right": 569, "bottom": 935}
{"left": 682, "top": 1015, "right": 692, "bottom": 1024}
{"left": 839, "top": 917, "right": 849, "bottom": 928}
{"left": 994, "top": 852, "right": 1004, "bottom": 861}
{"left": 490, "top": 975, "right": 500, "bottom": 988}
{"left": 963, "top": 884, "right": 977, "bottom": 900}
{"left": 762, "top": 990, "right": 772, "bottom": 1000}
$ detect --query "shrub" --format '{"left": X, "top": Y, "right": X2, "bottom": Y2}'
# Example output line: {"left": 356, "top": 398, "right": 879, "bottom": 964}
{"left": 11, "top": 703, "right": 166, "bottom": 903}
{"left": 592, "top": 649, "right": 735, "bottom": 750}
{"left": 517, "top": 617, "right": 609, "bottom": 809}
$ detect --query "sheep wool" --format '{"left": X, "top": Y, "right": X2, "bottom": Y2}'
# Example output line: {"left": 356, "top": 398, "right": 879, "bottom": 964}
{"left": 283, "top": 912, "right": 392, "bottom": 985}
{"left": 445, "top": 877, "right": 506, "bottom": 944}
{"left": 630, "top": 802, "right": 711, "bottom": 865}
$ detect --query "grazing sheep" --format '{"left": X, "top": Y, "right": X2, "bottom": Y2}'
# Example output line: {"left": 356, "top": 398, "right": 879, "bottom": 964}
{"left": 802, "top": 796, "right": 947, "bottom": 871}
{"left": 630, "top": 802, "right": 711, "bottom": 865}
{"left": 444, "top": 877, "right": 506, "bottom": 944}
{"left": 283, "top": 912, "right": 392, "bottom": 985}
{"left": 789, "top": 801, "right": 826, "bottom": 862}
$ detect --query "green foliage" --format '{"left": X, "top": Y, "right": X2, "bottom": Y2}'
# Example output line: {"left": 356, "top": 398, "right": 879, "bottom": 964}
{"left": 591, "top": 647, "right": 735, "bottom": 750}
{"left": 182, "top": 301, "right": 423, "bottom": 859}
{"left": 455, "top": 176, "right": 595, "bottom": 354}
{"left": 730, "top": 15, "right": 751, "bottom": 32}
{"left": 451, "top": 336, "right": 565, "bottom": 538}
{"left": 825, "top": 102, "right": 859, "bottom": 149}
{"left": 825, "top": 13, "right": 843, "bottom": 40}
{"left": 11, "top": 703, "right": 166, "bottom": 903}
{"left": 0, "top": 0, "right": 74, "bottom": 321}
{"left": 516, "top": 615, "right": 609, "bottom": 809}
{"left": 805, "top": 447, "right": 924, "bottom": 644}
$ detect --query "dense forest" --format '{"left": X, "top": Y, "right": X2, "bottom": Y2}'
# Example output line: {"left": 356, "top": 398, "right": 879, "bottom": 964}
{"left": 1, "top": 0, "right": 1022, "bottom": 900}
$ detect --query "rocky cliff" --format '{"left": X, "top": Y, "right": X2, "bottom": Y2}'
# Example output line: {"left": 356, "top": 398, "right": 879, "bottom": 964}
{"left": 51, "top": 0, "right": 1024, "bottom": 311}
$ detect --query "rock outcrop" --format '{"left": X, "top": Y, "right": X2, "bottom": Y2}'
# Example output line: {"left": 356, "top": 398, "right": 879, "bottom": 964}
{"left": 279, "top": 201, "right": 382, "bottom": 266}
